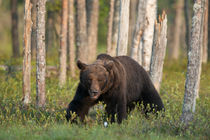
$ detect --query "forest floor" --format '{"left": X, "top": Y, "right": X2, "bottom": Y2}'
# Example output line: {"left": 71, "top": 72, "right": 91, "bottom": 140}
{"left": 0, "top": 47, "right": 209, "bottom": 140}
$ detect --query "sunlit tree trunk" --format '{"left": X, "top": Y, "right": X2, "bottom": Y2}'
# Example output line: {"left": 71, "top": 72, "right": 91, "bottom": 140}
{"left": 68, "top": 0, "right": 76, "bottom": 77}
{"left": 31, "top": 0, "right": 37, "bottom": 59}
{"left": 87, "top": 0, "right": 99, "bottom": 63}
{"left": 202, "top": 0, "right": 208, "bottom": 63}
{"left": 141, "top": 0, "right": 157, "bottom": 72}
{"left": 109, "top": 0, "right": 120, "bottom": 56}
{"left": 59, "top": 0, "right": 68, "bottom": 86}
{"left": 117, "top": 0, "right": 130, "bottom": 56}
{"left": 11, "top": 0, "right": 20, "bottom": 58}
{"left": 107, "top": 0, "right": 115, "bottom": 55}
{"left": 208, "top": 1, "right": 210, "bottom": 60}
{"left": 170, "top": 0, "right": 184, "bottom": 60}
{"left": 36, "top": 0, "right": 46, "bottom": 108}
{"left": 76, "top": 0, "right": 88, "bottom": 62}
{"left": 150, "top": 12, "right": 167, "bottom": 92}
{"left": 130, "top": 0, "right": 146, "bottom": 64}
{"left": 181, "top": 0, "right": 204, "bottom": 125}
{"left": 22, "top": 0, "right": 32, "bottom": 106}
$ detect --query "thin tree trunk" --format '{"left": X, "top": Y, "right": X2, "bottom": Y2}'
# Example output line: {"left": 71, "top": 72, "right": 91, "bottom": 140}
{"left": 181, "top": 0, "right": 204, "bottom": 125}
{"left": 130, "top": 0, "right": 146, "bottom": 64}
{"left": 107, "top": 0, "right": 115, "bottom": 55}
{"left": 109, "top": 0, "right": 120, "bottom": 56}
{"left": 11, "top": 0, "right": 20, "bottom": 58}
{"left": 209, "top": 0, "right": 210, "bottom": 60}
{"left": 87, "top": 0, "right": 99, "bottom": 63}
{"left": 22, "top": 0, "right": 32, "bottom": 106}
{"left": 36, "top": 0, "right": 46, "bottom": 108}
{"left": 68, "top": 0, "right": 76, "bottom": 77}
{"left": 76, "top": 0, "right": 88, "bottom": 62}
{"left": 116, "top": 0, "right": 130, "bottom": 56}
{"left": 141, "top": 0, "right": 157, "bottom": 72}
{"left": 128, "top": 0, "right": 137, "bottom": 52}
{"left": 149, "top": 12, "right": 167, "bottom": 92}
{"left": 46, "top": 11, "right": 54, "bottom": 55}
{"left": 202, "top": 0, "right": 208, "bottom": 63}
{"left": 59, "top": 0, "right": 68, "bottom": 86}
{"left": 170, "top": 0, "right": 184, "bottom": 60}
{"left": 31, "top": 0, "right": 37, "bottom": 59}
{"left": 196, "top": 0, "right": 205, "bottom": 99}
{"left": 184, "top": 0, "right": 191, "bottom": 51}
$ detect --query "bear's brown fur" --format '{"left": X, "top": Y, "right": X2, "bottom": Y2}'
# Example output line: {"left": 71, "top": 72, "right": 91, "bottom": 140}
{"left": 66, "top": 54, "right": 164, "bottom": 123}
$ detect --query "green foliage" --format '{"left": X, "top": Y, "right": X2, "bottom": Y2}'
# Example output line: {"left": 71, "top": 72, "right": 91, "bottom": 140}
{"left": 0, "top": 59, "right": 210, "bottom": 139}
{"left": 98, "top": 0, "right": 110, "bottom": 45}
{"left": 46, "top": 0, "right": 62, "bottom": 12}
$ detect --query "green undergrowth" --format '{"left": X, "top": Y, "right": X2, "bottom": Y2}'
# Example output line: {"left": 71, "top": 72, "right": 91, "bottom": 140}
{"left": 0, "top": 60, "right": 209, "bottom": 140}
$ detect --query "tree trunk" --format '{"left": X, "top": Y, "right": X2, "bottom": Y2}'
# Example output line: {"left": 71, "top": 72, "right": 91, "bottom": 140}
{"left": 141, "top": 0, "right": 157, "bottom": 72}
{"left": 107, "top": 0, "right": 115, "bottom": 56}
{"left": 130, "top": 0, "right": 146, "bottom": 64}
{"left": 31, "top": 0, "right": 37, "bottom": 59}
{"left": 36, "top": 0, "right": 46, "bottom": 108}
{"left": 59, "top": 0, "right": 68, "bottom": 86}
{"left": 202, "top": 0, "right": 208, "bottom": 63}
{"left": 116, "top": 0, "right": 130, "bottom": 56}
{"left": 22, "top": 0, "right": 32, "bottom": 106}
{"left": 181, "top": 0, "right": 204, "bottom": 125}
{"left": 149, "top": 12, "right": 167, "bottom": 92}
{"left": 109, "top": 0, "right": 120, "bottom": 56}
{"left": 170, "top": 0, "right": 184, "bottom": 60}
{"left": 76, "top": 0, "right": 88, "bottom": 62}
{"left": 86, "top": 0, "right": 99, "bottom": 63}
{"left": 128, "top": 0, "right": 137, "bottom": 52}
{"left": 46, "top": 11, "right": 54, "bottom": 56}
{"left": 209, "top": 0, "right": 210, "bottom": 60}
{"left": 11, "top": 0, "right": 20, "bottom": 58}
{"left": 68, "top": 0, "right": 76, "bottom": 78}
{"left": 184, "top": 0, "right": 191, "bottom": 52}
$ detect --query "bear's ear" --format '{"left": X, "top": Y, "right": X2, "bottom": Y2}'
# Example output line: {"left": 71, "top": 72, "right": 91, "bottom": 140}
{"left": 104, "top": 61, "right": 114, "bottom": 71}
{"left": 77, "top": 60, "right": 87, "bottom": 70}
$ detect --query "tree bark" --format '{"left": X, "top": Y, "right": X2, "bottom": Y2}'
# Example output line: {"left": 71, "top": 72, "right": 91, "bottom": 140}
{"left": 141, "top": 0, "right": 157, "bottom": 72}
{"left": 202, "top": 0, "right": 208, "bottom": 63}
{"left": 184, "top": 0, "right": 191, "bottom": 52}
{"left": 170, "top": 0, "right": 184, "bottom": 60}
{"left": 31, "top": 0, "right": 37, "bottom": 59}
{"left": 181, "top": 0, "right": 204, "bottom": 125}
{"left": 116, "top": 0, "right": 130, "bottom": 56}
{"left": 46, "top": 11, "right": 54, "bottom": 55}
{"left": 107, "top": 0, "right": 115, "bottom": 56}
{"left": 109, "top": 0, "right": 120, "bottom": 56}
{"left": 149, "top": 12, "right": 167, "bottom": 92}
{"left": 209, "top": 0, "right": 210, "bottom": 60}
{"left": 130, "top": 0, "right": 146, "bottom": 64}
{"left": 59, "top": 0, "right": 68, "bottom": 86}
{"left": 68, "top": 0, "right": 76, "bottom": 78}
{"left": 36, "top": 0, "right": 46, "bottom": 108}
{"left": 22, "top": 0, "right": 32, "bottom": 106}
{"left": 86, "top": 0, "right": 99, "bottom": 63}
{"left": 128, "top": 0, "right": 137, "bottom": 51}
{"left": 11, "top": 0, "right": 20, "bottom": 58}
{"left": 76, "top": 0, "right": 88, "bottom": 62}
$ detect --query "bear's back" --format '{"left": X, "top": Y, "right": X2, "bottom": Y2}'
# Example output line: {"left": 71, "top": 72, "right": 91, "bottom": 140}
{"left": 114, "top": 56, "right": 153, "bottom": 102}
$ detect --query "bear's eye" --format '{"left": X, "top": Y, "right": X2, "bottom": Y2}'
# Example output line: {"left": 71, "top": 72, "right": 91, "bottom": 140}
{"left": 98, "top": 78, "right": 105, "bottom": 82}
{"left": 88, "top": 79, "right": 92, "bottom": 83}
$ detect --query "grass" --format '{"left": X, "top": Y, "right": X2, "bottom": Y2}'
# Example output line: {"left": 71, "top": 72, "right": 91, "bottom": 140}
{"left": 0, "top": 47, "right": 210, "bottom": 139}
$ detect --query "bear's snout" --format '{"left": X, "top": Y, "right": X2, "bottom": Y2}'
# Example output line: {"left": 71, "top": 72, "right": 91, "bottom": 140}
{"left": 88, "top": 89, "right": 100, "bottom": 99}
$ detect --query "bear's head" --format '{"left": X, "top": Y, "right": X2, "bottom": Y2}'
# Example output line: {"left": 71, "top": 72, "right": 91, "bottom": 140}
{"left": 77, "top": 60, "right": 114, "bottom": 99}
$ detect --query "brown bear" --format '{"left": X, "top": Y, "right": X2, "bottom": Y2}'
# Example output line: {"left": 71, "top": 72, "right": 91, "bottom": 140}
{"left": 66, "top": 54, "right": 164, "bottom": 124}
